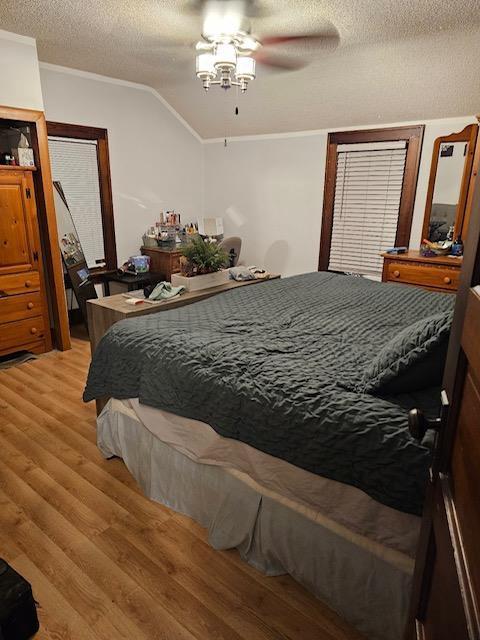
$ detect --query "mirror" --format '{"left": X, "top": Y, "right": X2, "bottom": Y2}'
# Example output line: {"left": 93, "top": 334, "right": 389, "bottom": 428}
{"left": 422, "top": 124, "right": 478, "bottom": 244}
{"left": 53, "top": 181, "right": 97, "bottom": 325}
{"left": 53, "top": 182, "right": 86, "bottom": 266}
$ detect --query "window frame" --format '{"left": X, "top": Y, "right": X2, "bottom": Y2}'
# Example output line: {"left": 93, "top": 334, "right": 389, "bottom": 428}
{"left": 47, "top": 121, "right": 117, "bottom": 271}
{"left": 318, "top": 125, "right": 425, "bottom": 272}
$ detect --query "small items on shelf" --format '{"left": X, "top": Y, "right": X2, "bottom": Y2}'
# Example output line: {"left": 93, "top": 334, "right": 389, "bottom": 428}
{"left": 0, "top": 125, "right": 35, "bottom": 167}
{"left": 420, "top": 237, "right": 464, "bottom": 258}
{"left": 142, "top": 210, "right": 198, "bottom": 247}
{"left": 1, "top": 153, "right": 17, "bottom": 166}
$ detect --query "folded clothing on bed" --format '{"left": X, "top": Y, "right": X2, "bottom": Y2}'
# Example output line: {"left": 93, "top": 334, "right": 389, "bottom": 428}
{"left": 84, "top": 271, "right": 454, "bottom": 515}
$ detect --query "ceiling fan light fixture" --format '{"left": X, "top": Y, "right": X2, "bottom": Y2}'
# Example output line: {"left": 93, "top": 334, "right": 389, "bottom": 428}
{"left": 196, "top": 52, "right": 216, "bottom": 79}
{"left": 235, "top": 55, "right": 255, "bottom": 80}
{"left": 213, "top": 43, "right": 237, "bottom": 69}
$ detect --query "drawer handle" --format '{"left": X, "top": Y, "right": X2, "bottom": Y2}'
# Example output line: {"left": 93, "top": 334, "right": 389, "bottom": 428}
{"left": 30, "top": 327, "right": 37, "bottom": 335}
{"left": 25, "top": 280, "right": 32, "bottom": 288}
{"left": 444, "top": 276, "right": 452, "bottom": 285}
{"left": 27, "top": 302, "right": 34, "bottom": 309}
{"left": 393, "top": 270, "right": 401, "bottom": 278}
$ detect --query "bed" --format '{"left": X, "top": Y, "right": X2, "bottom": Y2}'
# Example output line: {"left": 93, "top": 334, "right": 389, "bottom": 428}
{"left": 84, "top": 272, "right": 455, "bottom": 640}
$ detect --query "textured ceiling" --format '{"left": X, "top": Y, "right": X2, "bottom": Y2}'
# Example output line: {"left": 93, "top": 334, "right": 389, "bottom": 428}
{"left": 1, "top": 0, "right": 480, "bottom": 138}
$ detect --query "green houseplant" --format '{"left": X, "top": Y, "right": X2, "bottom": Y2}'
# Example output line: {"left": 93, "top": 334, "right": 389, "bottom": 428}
{"left": 171, "top": 235, "right": 230, "bottom": 292}
{"left": 179, "top": 235, "right": 228, "bottom": 277}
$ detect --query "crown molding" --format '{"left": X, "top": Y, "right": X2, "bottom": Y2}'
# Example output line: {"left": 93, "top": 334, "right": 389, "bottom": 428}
{"left": 203, "top": 115, "right": 477, "bottom": 144}
{"left": 37, "top": 62, "right": 477, "bottom": 147}
{"left": 39, "top": 62, "right": 202, "bottom": 142}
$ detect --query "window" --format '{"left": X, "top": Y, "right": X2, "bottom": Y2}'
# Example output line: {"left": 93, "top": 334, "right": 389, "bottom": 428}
{"left": 47, "top": 122, "right": 116, "bottom": 270}
{"left": 319, "top": 126, "right": 424, "bottom": 279}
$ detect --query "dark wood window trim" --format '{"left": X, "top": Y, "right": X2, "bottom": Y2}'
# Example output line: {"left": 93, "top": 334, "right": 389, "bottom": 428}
{"left": 318, "top": 125, "right": 425, "bottom": 272}
{"left": 46, "top": 121, "right": 117, "bottom": 271}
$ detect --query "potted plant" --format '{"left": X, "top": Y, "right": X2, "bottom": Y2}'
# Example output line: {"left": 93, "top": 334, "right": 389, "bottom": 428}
{"left": 171, "top": 235, "right": 229, "bottom": 291}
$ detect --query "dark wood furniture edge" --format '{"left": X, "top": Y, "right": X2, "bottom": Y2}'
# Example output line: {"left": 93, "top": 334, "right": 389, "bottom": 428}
{"left": 46, "top": 121, "right": 117, "bottom": 270}
{"left": 318, "top": 125, "right": 425, "bottom": 271}
{"left": 327, "top": 125, "right": 425, "bottom": 145}
{"left": 0, "top": 105, "right": 71, "bottom": 351}
{"left": 461, "top": 116, "right": 480, "bottom": 240}
{"left": 318, "top": 135, "right": 337, "bottom": 271}
{"left": 396, "top": 128, "right": 425, "bottom": 247}
{"left": 421, "top": 123, "right": 478, "bottom": 244}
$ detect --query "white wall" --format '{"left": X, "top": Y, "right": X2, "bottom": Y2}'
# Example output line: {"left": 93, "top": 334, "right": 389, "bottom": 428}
{"left": 37, "top": 61, "right": 476, "bottom": 278}
{"left": 0, "top": 30, "right": 43, "bottom": 110}
{"left": 204, "top": 116, "right": 476, "bottom": 276}
{"left": 40, "top": 65, "right": 203, "bottom": 265}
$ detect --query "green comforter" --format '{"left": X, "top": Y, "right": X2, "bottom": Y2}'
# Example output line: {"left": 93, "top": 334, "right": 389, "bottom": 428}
{"left": 84, "top": 272, "right": 454, "bottom": 515}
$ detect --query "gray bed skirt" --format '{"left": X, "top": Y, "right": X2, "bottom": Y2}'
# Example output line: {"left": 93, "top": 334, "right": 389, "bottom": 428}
{"left": 98, "top": 400, "right": 415, "bottom": 640}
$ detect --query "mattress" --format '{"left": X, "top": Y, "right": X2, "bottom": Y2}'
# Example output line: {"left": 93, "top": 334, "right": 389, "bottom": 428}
{"left": 98, "top": 398, "right": 419, "bottom": 640}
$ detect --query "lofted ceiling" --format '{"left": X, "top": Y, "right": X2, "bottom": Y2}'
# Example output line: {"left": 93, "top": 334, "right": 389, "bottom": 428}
{"left": 1, "top": 0, "right": 480, "bottom": 138}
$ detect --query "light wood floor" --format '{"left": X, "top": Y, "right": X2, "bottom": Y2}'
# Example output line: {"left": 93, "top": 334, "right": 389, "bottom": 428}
{"left": 0, "top": 335, "right": 363, "bottom": 640}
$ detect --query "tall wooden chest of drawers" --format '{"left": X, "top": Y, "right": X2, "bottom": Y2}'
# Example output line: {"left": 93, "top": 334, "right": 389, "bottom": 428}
{"left": 0, "top": 168, "right": 51, "bottom": 356}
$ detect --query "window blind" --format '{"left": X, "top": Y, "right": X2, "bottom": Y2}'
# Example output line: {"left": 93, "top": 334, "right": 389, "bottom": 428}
{"left": 328, "top": 141, "right": 407, "bottom": 279}
{"left": 48, "top": 137, "right": 105, "bottom": 268}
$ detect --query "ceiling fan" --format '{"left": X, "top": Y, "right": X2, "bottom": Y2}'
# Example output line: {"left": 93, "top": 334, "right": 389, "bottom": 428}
{"left": 190, "top": 0, "right": 339, "bottom": 92}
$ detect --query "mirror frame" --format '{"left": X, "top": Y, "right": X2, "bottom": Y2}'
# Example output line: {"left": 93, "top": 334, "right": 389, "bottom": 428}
{"left": 421, "top": 124, "right": 478, "bottom": 244}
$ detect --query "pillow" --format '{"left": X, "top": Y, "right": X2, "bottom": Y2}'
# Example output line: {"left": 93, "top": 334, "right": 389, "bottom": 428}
{"left": 358, "top": 311, "right": 453, "bottom": 394}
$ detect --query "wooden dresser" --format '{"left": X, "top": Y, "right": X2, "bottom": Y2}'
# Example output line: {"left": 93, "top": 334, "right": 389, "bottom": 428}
{"left": 0, "top": 167, "right": 51, "bottom": 356}
{"left": 382, "top": 250, "right": 462, "bottom": 293}
{"left": 140, "top": 245, "right": 183, "bottom": 281}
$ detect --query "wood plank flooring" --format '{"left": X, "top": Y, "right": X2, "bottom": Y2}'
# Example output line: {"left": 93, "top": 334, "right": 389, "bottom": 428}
{"left": 0, "top": 336, "right": 363, "bottom": 640}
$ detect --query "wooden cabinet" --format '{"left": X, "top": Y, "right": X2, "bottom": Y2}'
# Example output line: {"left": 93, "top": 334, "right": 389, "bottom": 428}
{"left": 0, "top": 168, "right": 51, "bottom": 356}
{"left": 140, "top": 245, "right": 183, "bottom": 281}
{"left": 382, "top": 250, "right": 461, "bottom": 293}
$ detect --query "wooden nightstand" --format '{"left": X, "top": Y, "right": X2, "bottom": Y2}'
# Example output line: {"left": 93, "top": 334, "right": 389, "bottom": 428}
{"left": 140, "top": 245, "right": 183, "bottom": 280}
{"left": 382, "top": 250, "right": 462, "bottom": 293}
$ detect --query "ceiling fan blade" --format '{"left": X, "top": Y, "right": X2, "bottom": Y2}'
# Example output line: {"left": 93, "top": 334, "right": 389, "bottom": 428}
{"left": 253, "top": 51, "right": 306, "bottom": 71}
{"left": 259, "top": 25, "right": 340, "bottom": 51}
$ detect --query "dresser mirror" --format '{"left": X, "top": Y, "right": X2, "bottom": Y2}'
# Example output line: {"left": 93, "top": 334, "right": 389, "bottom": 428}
{"left": 422, "top": 124, "right": 478, "bottom": 243}
{"left": 53, "top": 181, "right": 97, "bottom": 325}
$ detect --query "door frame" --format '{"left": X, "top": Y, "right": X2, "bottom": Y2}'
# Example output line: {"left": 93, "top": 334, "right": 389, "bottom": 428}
{"left": 46, "top": 121, "right": 117, "bottom": 271}
{"left": 0, "top": 105, "right": 71, "bottom": 351}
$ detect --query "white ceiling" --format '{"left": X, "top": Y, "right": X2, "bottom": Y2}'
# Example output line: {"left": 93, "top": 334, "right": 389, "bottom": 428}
{"left": 1, "top": 0, "right": 480, "bottom": 138}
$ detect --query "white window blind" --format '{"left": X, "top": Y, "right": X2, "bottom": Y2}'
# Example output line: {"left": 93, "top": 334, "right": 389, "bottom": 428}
{"left": 48, "top": 137, "right": 105, "bottom": 268}
{"left": 328, "top": 141, "right": 407, "bottom": 279}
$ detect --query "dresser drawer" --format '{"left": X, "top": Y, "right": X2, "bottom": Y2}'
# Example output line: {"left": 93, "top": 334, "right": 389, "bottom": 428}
{"left": 0, "top": 292, "right": 42, "bottom": 322}
{"left": 387, "top": 261, "right": 460, "bottom": 291}
{"left": 0, "top": 271, "right": 40, "bottom": 296}
{"left": 0, "top": 316, "right": 45, "bottom": 353}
